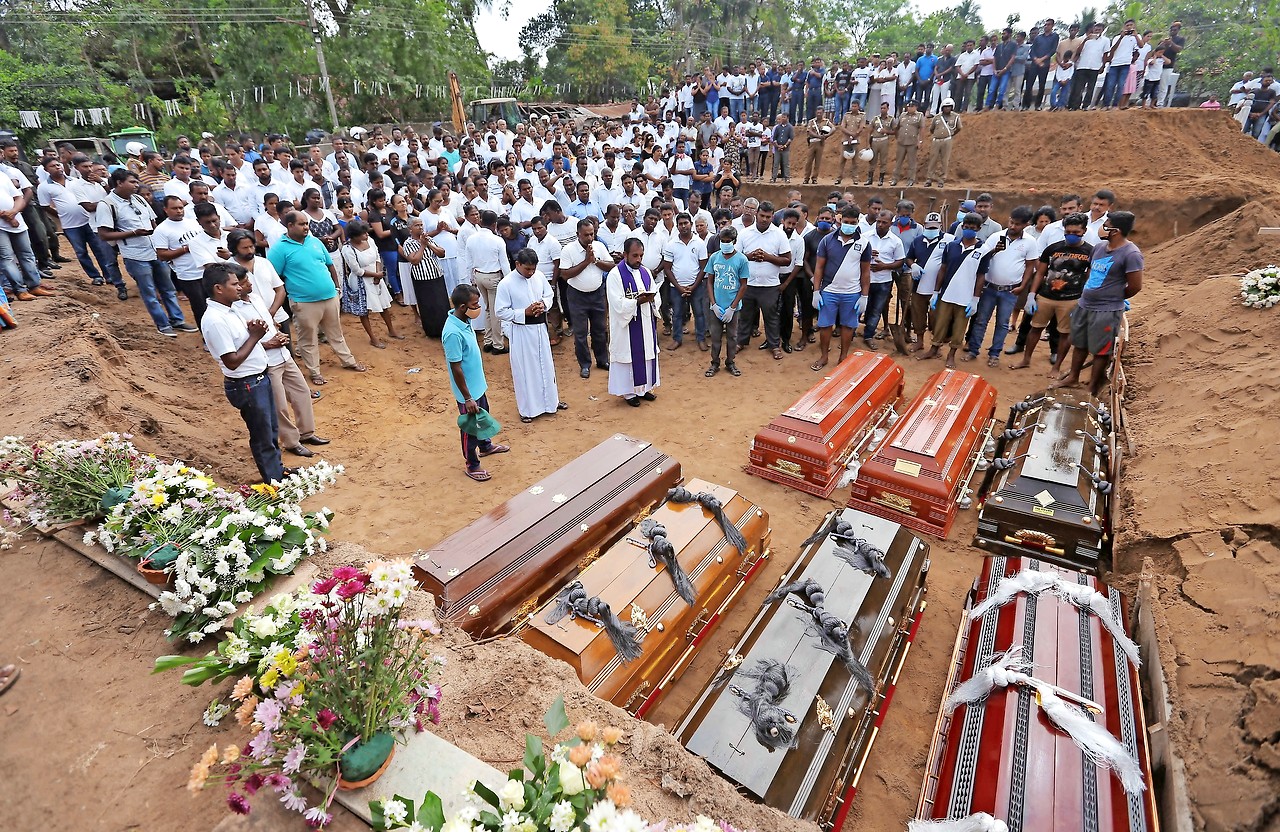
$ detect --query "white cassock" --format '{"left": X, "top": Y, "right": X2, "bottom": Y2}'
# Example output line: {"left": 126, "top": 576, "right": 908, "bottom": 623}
{"left": 495, "top": 270, "right": 560, "bottom": 418}
{"left": 605, "top": 262, "right": 664, "bottom": 399}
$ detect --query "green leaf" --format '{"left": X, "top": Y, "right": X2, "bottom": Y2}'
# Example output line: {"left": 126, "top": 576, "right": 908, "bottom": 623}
{"left": 179, "top": 666, "right": 223, "bottom": 687}
{"left": 472, "top": 779, "right": 501, "bottom": 810}
{"left": 418, "top": 792, "right": 446, "bottom": 832}
{"left": 369, "top": 799, "right": 387, "bottom": 831}
{"left": 152, "top": 655, "right": 200, "bottom": 674}
{"left": 524, "top": 733, "right": 543, "bottom": 774}
{"left": 544, "top": 695, "right": 570, "bottom": 738}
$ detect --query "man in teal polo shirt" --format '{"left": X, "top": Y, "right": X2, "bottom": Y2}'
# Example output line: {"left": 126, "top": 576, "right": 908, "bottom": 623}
{"left": 266, "top": 211, "right": 366, "bottom": 385}
{"left": 444, "top": 284, "right": 509, "bottom": 481}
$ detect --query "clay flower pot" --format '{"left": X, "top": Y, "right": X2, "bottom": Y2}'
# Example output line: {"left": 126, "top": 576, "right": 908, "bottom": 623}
{"left": 337, "top": 732, "right": 396, "bottom": 790}
{"left": 137, "top": 563, "right": 171, "bottom": 587}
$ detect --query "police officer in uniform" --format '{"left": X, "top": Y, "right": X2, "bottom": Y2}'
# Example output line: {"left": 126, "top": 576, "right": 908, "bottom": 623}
{"left": 890, "top": 99, "right": 926, "bottom": 186}
{"left": 924, "top": 98, "right": 963, "bottom": 188}
{"left": 866, "top": 102, "right": 893, "bottom": 187}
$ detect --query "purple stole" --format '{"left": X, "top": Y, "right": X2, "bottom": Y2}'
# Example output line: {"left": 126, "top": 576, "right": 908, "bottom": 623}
{"left": 617, "top": 261, "right": 654, "bottom": 387}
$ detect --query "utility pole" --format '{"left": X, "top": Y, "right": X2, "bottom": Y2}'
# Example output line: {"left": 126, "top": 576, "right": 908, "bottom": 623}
{"left": 306, "top": 0, "right": 341, "bottom": 134}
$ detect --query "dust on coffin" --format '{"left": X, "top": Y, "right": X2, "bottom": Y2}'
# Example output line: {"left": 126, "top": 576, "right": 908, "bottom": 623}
{"left": 915, "top": 556, "right": 1157, "bottom": 832}
{"left": 521, "top": 479, "right": 770, "bottom": 716}
{"left": 411, "top": 434, "right": 681, "bottom": 637}
{"left": 746, "top": 351, "right": 904, "bottom": 498}
{"left": 974, "top": 392, "right": 1116, "bottom": 575}
{"left": 848, "top": 369, "right": 997, "bottom": 539}
{"left": 678, "top": 509, "right": 929, "bottom": 829}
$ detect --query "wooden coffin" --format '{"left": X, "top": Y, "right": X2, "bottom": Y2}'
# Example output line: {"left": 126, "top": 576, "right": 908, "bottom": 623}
{"left": 746, "top": 351, "right": 904, "bottom": 498}
{"left": 915, "top": 555, "right": 1158, "bottom": 832}
{"left": 676, "top": 508, "right": 929, "bottom": 831}
{"left": 848, "top": 369, "right": 996, "bottom": 538}
{"left": 413, "top": 434, "right": 681, "bottom": 637}
{"left": 974, "top": 392, "right": 1116, "bottom": 575}
{"left": 520, "top": 478, "right": 771, "bottom": 717}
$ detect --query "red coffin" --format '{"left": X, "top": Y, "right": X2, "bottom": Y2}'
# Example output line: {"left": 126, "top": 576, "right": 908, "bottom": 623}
{"left": 915, "top": 555, "right": 1158, "bottom": 832}
{"left": 746, "top": 351, "right": 904, "bottom": 498}
{"left": 848, "top": 370, "right": 996, "bottom": 538}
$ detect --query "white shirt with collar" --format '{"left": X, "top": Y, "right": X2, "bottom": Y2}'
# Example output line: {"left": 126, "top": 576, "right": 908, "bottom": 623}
{"left": 465, "top": 227, "right": 508, "bottom": 274}
{"left": 1084, "top": 213, "right": 1108, "bottom": 247}
{"left": 232, "top": 294, "right": 289, "bottom": 366}
{"left": 737, "top": 221, "right": 790, "bottom": 287}
{"left": 558, "top": 238, "right": 611, "bottom": 292}
{"left": 202, "top": 300, "right": 269, "bottom": 378}
{"left": 867, "top": 230, "right": 907, "bottom": 284}
{"left": 981, "top": 230, "right": 1039, "bottom": 287}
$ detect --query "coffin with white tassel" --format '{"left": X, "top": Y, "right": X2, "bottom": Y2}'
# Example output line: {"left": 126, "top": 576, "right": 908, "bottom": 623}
{"left": 413, "top": 434, "right": 681, "bottom": 637}
{"left": 746, "top": 350, "right": 904, "bottom": 498}
{"left": 914, "top": 555, "right": 1158, "bottom": 832}
{"left": 848, "top": 369, "right": 997, "bottom": 538}
{"left": 973, "top": 391, "right": 1117, "bottom": 574}
{"left": 676, "top": 508, "right": 929, "bottom": 831}
{"left": 520, "top": 479, "right": 771, "bottom": 717}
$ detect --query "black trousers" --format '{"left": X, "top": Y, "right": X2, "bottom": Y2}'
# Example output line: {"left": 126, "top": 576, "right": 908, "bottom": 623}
{"left": 414, "top": 276, "right": 449, "bottom": 338}
{"left": 1068, "top": 69, "right": 1100, "bottom": 110}
{"left": 173, "top": 276, "right": 209, "bottom": 325}
{"left": 1023, "top": 64, "right": 1050, "bottom": 109}
{"left": 974, "top": 76, "right": 992, "bottom": 109}
{"left": 780, "top": 274, "right": 814, "bottom": 345}
{"left": 737, "top": 284, "right": 781, "bottom": 349}
{"left": 565, "top": 283, "right": 609, "bottom": 369}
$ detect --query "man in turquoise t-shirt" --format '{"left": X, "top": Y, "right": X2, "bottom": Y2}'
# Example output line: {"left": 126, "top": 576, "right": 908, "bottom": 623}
{"left": 443, "top": 284, "right": 509, "bottom": 481}
{"left": 266, "top": 211, "right": 365, "bottom": 385}
{"left": 701, "top": 226, "right": 750, "bottom": 377}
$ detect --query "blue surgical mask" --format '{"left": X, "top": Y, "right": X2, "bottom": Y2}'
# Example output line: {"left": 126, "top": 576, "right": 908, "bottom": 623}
{"left": 720, "top": 242, "right": 735, "bottom": 255}
{"left": 961, "top": 228, "right": 977, "bottom": 241}
{"left": 816, "top": 220, "right": 833, "bottom": 232}
{"left": 840, "top": 222, "right": 858, "bottom": 235}
{"left": 1064, "top": 233, "right": 1083, "bottom": 245}
{"left": 922, "top": 228, "right": 940, "bottom": 240}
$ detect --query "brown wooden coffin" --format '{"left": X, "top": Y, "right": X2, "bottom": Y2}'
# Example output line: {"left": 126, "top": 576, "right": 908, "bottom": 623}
{"left": 746, "top": 351, "right": 905, "bottom": 498}
{"left": 974, "top": 391, "right": 1116, "bottom": 575}
{"left": 676, "top": 508, "right": 929, "bottom": 831}
{"left": 520, "top": 478, "right": 771, "bottom": 716}
{"left": 412, "top": 434, "right": 681, "bottom": 637}
{"left": 848, "top": 369, "right": 997, "bottom": 538}
{"left": 915, "top": 555, "right": 1158, "bottom": 832}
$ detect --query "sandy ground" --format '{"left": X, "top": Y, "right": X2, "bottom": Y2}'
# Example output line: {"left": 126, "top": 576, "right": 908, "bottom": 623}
{"left": 3, "top": 111, "right": 1279, "bottom": 832}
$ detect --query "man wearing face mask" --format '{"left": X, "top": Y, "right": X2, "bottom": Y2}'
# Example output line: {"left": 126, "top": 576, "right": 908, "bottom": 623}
{"left": 906, "top": 212, "right": 948, "bottom": 351}
{"left": 1014, "top": 212, "right": 1093, "bottom": 374}
{"left": 445, "top": 284, "right": 509, "bottom": 482}
{"left": 862, "top": 210, "right": 906, "bottom": 350}
{"left": 963, "top": 205, "right": 1039, "bottom": 367}
{"left": 917, "top": 212, "right": 990, "bottom": 368}
{"left": 701, "top": 226, "right": 750, "bottom": 377}
{"left": 810, "top": 205, "right": 872, "bottom": 372}
{"left": 795, "top": 206, "right": 836, "bottom": 352}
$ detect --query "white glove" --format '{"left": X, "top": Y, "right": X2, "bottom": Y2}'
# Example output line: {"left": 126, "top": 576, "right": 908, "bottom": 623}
{"left": 929, "top": 293, "right": 938, "bottom": 310}
{"left": 1025, "top": 293, "right": 1038, "bottom": 314}
{"left": 812, "top": 290, "right": 823, "bottom": 310}
{"left": 855, "top": 294, "right": 868, "bottom": 317}
{"left": 910, "top": 262, "right": 923, "bottom": 279}
{"left": 965, "top": 297, "right": 978, "bottom": 317}
{"left": 721, "top": 306, "right": 735, "bottom": 323}
{"left": 711, "top": 303, "right": 724, "bottom": 320}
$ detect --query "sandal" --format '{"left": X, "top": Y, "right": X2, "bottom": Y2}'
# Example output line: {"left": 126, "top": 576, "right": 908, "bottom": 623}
{"left": 465, "top": 469, "right": 492, "bottom": 482}
{"left": 520, "top": 416, "right": 534, "bottom": 423}
{"left": 705, "top": 366, "right": 719, "bottom": 377}
{"left": 772, "top": 349, "right": 784, "bottom": 360}
{"left": 0, "top": 664, "right": 20, "bottom": 696}
{"left": 478, "top": 443, "right": 510, "bottom": 457}
{"left": 310, "top": 374, "right": 328, "bottom": 385}
{"left": 557, "top": 402, "right": 569, "bottom": 410}
{"left": 987, "top": 356, "right": 1000, "bottom": 368}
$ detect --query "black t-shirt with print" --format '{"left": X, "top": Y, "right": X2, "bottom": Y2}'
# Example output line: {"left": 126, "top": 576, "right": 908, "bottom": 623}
{"left": 1038, "top": 240, "right": 1095, "bottom": 300}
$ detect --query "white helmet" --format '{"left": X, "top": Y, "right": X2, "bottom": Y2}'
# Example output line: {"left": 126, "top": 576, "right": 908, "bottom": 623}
{"left": 125, "top": 141, "right": 145, "bottom": 155}
{"left": 941, "top": 98, "right": 956, "bottom": 108}
{"left": 858, "top": 148, "right": 874, "bottom": 161}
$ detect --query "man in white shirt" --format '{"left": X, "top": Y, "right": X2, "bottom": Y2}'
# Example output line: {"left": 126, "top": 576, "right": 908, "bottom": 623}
{"left": 0, "top": 168, "right": 50, "bottom": 299}
{"left": 38, "top": 158, "right": 124, "bottom": 295}
{"left": 595, "top": 204, "right": 630, "bottom": 260}
{"left": 154, "top": 197, "right": 227, "bottom": 325}
{"left": 1100, "top": 18, "right": 1140, "bottom": 109}
{"left": 713, "top": 106, "right": 736, "bottom": 138}
{"left": 556, "top": 218, "right": 612, "bottom": 377}
{"left": 508, "top": 178, "right": 541, "bottom": 230}
{"left": 162, "top": 155, "right": 198, "bottom": 206}
{"left": 212, "top": 166, "right": 258, "bottom": 227}
{"left": 1070, "top": 23, "right": 1109, "bottom": 109}
{"left": 199, "top": 260, "right": 287, "bottom": 483}
{"left": 661, "top": 212, "right": 709, "bottom": 349}
{"left": 862, "top": 209, "right": 907, "bottom": 348}
{"left": 735, "top": 200, "right": 792, "bottom": 357}
{"left": 1083, "top": 189, "right": 1113, "bottom": 246}
{"left": 964, "top": 205, "right": 1038, "bottom": 365}
{"left": 953, "top": 40, "right": 981, "bottom": 112}
{"left": 465, "top": 209, "right": 510, "bottom": 353}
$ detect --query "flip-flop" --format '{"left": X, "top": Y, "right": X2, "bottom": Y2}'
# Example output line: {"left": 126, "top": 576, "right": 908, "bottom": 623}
{"left": 466, "top": 469, "right": 491, "bottom": 482}
{"left": 310, "top": 374, "right": 328, "bottom": 385}
{"left": 810, "top": 361, "right": 827, "bottom": 372}
{"left": 987, "top": 356, "right": 1000, "bottom": 368}
{"left": 478, "top": 443, "right": 510, "bottom": 457}
{"left": 520, "top": 416, "right": 534, "bottom": 423}
{"left": 0, "top": 664, "right": 20, "bottom": 696}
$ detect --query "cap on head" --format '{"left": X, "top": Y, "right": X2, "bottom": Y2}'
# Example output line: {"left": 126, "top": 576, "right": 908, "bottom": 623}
{"left": 961, "top": 199, "right": 976, "bottom": 211}
{"left": 924, "top": 212, "right": 942, "bottom": 227}
{"left": 941, "top": 97, "right": 955, "bottom": 108}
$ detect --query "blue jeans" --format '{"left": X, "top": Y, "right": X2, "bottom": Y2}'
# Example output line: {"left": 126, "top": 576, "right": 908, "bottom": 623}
{"left": 862, "top": 281, "right": 893, "bottom": 340}
{"left": 1051, "top": 80, "right": 1071, "bottom": 109}
{"left": 805, "top": 92, "right": 823, "bottom": 122}
{"left": 224, "top": 372, "right": 284, "bottom": 483}
{"left": 985, "top": 73, "right": 1011, "bottom": 108}
{"left": 966, "top": 284, "right": 1020, "bottom": 357}
{"left": 788, "top": 94, "right": 802, "bottom": 124}
{"left": 379, "top": 249, "right": 402, "bottom": 295}
{"left": 123, "top": 257, "right": 186, "bottom": 331}
{"left": 63, "top": 224, "right": 124, "bottom": 286}
{"left": 833, "top": 91, "right": 851, "bottom": 124}
{"left": 671, "top": 281, "right": 708, "bottom": 344}
{"left": 1100, "top": 65, "right": 1130, "bottom": 108}
{"left": 728, "top": 98, "right": 745, "bottom": 120}
{"left": 0, "top": 230, "right": 42, "bottom": 291}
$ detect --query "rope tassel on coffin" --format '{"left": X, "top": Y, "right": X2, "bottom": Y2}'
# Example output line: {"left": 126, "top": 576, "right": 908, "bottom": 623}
{"left": 760, "top": 578, "right": 875, "bottom": 694}
{"left": 967, "top": 569, "right": 1141, "bottom": 667}
{"left": 800, "top": 514, "right": 893, "bottom": 579}
{"left": 945, "top": 647, "right": 1147, "bottom": 797}
{"left": 667, "top": 486, "right": 748, "bottom": 554}
{"left": 545, "top": 580, "right": 643, "bottom": 661}
{"left": 727, "top": 658, "right": 800, "bottom": 752}
{"left": 638, "top": 518, "right": 697, "bottom": 605}
{"left": 908, "top": 814, "right": 1009, "bottom": 832}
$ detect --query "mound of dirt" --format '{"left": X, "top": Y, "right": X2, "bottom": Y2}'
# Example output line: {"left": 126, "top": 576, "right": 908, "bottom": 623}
{"left": 1123, "top": 201, "right": 1280, "bottom": 831}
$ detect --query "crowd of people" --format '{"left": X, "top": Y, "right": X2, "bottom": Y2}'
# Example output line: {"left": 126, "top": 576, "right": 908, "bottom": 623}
{"left": 0, "top": 40, "right": 1156, "bottom": 482}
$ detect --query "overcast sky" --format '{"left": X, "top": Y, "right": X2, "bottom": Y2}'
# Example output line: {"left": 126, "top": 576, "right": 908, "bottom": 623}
{"left": 475, "top": 0, "right": 1095, "bottom": 62}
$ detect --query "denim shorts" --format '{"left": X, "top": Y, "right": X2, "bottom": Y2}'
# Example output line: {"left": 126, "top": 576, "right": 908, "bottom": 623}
{"left": 817, "top": 289, "right": 862, "bottom": 328}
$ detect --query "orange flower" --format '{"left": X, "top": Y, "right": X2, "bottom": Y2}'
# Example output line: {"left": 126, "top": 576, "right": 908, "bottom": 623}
{"left": 186, "top": 761, "right": 210, "bottom": 794}
{"left": 606, "top": 783, "right": 632, "bottom": 808}
{"left": 231, "top": 675, "right": 255, "bottom": 702}
{"left": 221, "top": 744, "right": 241, "bottom": 764}
{"left": 568, "top": 744, "right": 593, "bottom": 768}
{"left": 576, "top": 720, "right": 599, "bottom": 742}
{"left": 585, "top": 763, "right": 608, "bottom": 790}
{"left": 199, "top": 743, "right": 219, "bottom": 769}
{"left": 234, "top": 695, "right": 259, "bottom": 727}
{"left": 595, "top": 754, "right": 622, "bottom": 780}
{"left": 602, "top": 726, "right": 624, "bottom": 745}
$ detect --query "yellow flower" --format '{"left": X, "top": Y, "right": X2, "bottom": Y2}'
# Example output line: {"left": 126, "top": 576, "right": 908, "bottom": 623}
{"left": 151, "top": 492, "right": 167, "bottom": 507}
{"left": 259, "top": 667, "right": 280, "bottom": 689}
{"left": 186, "top": 761, "right": 210, "bottom": 794}
{"left": 274, "top": 650, "right": 298, "bottom": 677}
{"left": 199, "top": 743, "right": 219, "bottom": 769}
